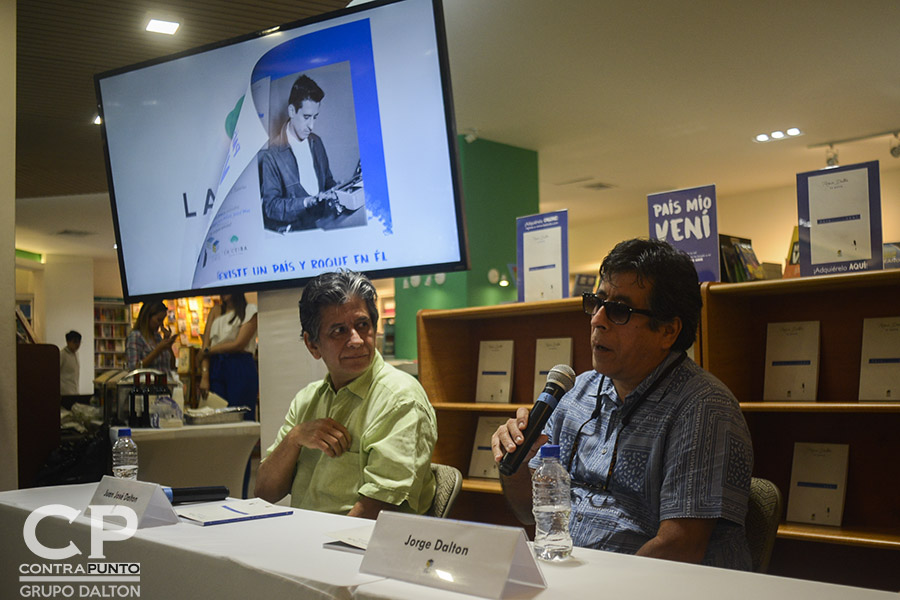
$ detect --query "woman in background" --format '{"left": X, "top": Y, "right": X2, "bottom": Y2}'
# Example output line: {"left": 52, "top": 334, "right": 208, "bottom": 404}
{"left": 200, "top": 293, "right": 259, "bottom": 420}
{"left": 126, "top": 301, "right": 177, "bottom": 372}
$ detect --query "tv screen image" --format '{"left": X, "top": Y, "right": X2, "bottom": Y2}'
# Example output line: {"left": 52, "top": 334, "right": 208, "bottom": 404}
{"left": 96, "top": 0, "right": 467, "bottom": 302}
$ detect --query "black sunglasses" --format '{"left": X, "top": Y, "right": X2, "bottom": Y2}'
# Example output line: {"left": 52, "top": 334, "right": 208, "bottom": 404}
{"left": 582, "top": 292, "right": 655, "bottom": 325}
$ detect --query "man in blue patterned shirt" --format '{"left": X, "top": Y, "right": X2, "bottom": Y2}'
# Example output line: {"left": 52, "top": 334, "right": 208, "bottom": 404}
{"left": 493, "top": 238, "right": 753, "bottom": 569}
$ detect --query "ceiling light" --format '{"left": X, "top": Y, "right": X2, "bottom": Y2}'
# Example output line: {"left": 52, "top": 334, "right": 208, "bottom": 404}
{"left": 754, "top": 126, "right": 803, "bottom": 143}
{"left": 146, "top": 19, "right": 179, "bottom": 35}
{"left": 825, "top": 145, "right": 839, "bottom": 167}
{"left": 93, "top": 115, "right": 102, "bottom": 125}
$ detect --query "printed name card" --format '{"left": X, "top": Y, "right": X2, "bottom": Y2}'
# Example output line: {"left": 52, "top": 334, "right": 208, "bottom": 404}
{"left": 360, "top": 512, "right": 545, "bottom": 599}
{"left": 87, "top": 475, "right": 179, "bottom": 529}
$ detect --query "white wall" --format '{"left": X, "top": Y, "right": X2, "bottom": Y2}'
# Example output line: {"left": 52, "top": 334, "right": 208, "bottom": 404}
{"left": 1, "top": 0, "right": 17, "bottom": 491}
{"left": 40, "top": 255, "right": 95, "bottom": 394}
{"left": 568, "top": 167, "right": 900, "bottom": 275}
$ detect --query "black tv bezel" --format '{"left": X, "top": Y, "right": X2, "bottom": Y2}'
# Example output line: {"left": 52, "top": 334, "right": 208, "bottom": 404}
{"left": 95, "top": 0, "right": 468, "bottom": 304}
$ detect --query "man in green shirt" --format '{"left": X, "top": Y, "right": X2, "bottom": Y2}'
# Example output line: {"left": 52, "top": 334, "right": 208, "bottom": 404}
{"left": 255, "top": 270, "right": 437, "bottom": 518}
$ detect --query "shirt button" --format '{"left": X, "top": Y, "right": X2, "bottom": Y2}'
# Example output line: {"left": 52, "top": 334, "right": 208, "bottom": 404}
{"left": 577, "top": 514, "right": 584, "bottom": 521}
{"left": 601, "top": 448, "right": 608, "bottom": 455}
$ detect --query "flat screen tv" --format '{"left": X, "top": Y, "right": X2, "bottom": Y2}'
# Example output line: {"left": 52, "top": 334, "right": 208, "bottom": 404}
{"left": 95, "top": 0, "right": 467, "bottom": 303}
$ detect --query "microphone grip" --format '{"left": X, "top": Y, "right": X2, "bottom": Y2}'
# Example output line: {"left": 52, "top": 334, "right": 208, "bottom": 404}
{"left": 163, "top": 485, "right": 229, "bottom": 505}
{"left": 498, "top": 400, "right": 554, "bottom": 476}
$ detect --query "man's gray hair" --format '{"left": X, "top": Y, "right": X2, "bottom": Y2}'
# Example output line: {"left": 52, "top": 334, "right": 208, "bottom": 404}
{"left": 299, "top": 270, "right": 379, "bottom": 343}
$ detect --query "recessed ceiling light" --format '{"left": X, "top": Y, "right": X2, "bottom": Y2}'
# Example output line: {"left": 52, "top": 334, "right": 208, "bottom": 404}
{"left": 147, "top": 19, "right": 179, "bottom": 35}
{"left": 754, "top": 126, "right": 803, "bottom": 143}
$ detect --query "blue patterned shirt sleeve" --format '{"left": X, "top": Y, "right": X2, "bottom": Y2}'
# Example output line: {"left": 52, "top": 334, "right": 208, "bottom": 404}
{"left": 530, "top": 352, "right": 753, "bottom": 570}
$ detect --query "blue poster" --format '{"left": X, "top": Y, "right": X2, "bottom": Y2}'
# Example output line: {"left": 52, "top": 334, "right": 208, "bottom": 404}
{"left": 797, "top": 161, "right": 882, "bottom": 277}
{"left": 647, "top": 184, "right": 719, "bottom": 282}
{"left": 516, "top": 210, "right": 569, "bottom": 302}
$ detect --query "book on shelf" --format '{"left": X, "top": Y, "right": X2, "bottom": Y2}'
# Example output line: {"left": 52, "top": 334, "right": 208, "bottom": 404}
{"left": 718, "top": 234, "right": 748, "bottom": 282}
{"left": 468, "top": 416, "right": 508, "bottom": 479}
{"left": 763, "top": 321, "right": 820, "bottom": 401}
{"left": 786, "top": 442, "right": 849, "bottom": 527}
{"left": 533, "top": 337, "right": 573, "bottom": 400}
{"left": 733, "top": 240, "right": 766, "bottom": 280}
{"left": 858, "top": 316, "right": 900, "bottom": 401}
{"left": 475, "top": 340, "right": 514, "bottom": 403}
{"left": 783, "top": 226, "right": 801, "bottom": 279}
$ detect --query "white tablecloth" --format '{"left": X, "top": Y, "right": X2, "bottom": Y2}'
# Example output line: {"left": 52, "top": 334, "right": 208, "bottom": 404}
{"left": 111, "top": 422, "right": 259, "bottom": 496}
{"left": 1, "top": 483, "right": 895, "bottom": 600}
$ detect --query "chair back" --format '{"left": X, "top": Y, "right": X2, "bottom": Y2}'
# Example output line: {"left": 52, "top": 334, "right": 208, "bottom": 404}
{"left": 746, "top": 477, "right": 783, "bottom": 573}
{"left": 427, "top": 463, "right": 462, "bottom": 518}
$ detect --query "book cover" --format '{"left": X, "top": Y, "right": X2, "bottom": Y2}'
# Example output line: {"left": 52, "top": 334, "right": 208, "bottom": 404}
{"left": 734, "top": 241, "right": 766, "bottom": 280}
{"left": 648, "top": 185, "right": 720, "bottom": 282}
{"left": 797, "top": 160, "right": 883, "bottom": 276}
{"left": 176, "top": 498, "right": 294, "bottom": 526}
{"left": 468, "top": 416, "right": 509, "bottom": 479}
{"left": 718, "top": 234, "right": 750, "bottom": 283}
{"left": 533, "top": 338, "right": 573, "bottom": 400}
{"left": 786, "top": 442, "right": 849, "bottom": 527}
{"left": 475, "top": 340, "right": 514, "bottom": 403}
{"left": 858, "top": 316, "right": 900, "bottom": 401}
{"left": 763, "top": 321, "right": 820, "bottom": 401}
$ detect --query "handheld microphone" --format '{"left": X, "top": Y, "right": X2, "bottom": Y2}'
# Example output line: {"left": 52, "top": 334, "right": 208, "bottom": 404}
{"left": 162, "top": 485, "right": 230, "bottom": 505}
{"left": 498, "top": 364, "right": 576, "bottom": 476}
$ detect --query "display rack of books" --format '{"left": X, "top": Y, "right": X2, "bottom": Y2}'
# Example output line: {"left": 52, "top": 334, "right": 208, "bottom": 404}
{"left": 93, "top": 299, "right": 130, "bottom": 373}
{"left": 416, "top": 297, "right": 591, "bottom": 528}
{"left": 699, "top": 269, "right": 900, "bottom": 591}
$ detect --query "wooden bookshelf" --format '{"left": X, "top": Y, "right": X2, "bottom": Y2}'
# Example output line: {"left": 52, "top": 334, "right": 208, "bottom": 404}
{"left": 701, "top": 269, "right": 900, "bottom": 589}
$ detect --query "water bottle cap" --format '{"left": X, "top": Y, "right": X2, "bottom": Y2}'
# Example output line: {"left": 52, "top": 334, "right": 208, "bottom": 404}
{"left": 118, "top": 428, "right": 132, "bottom": 437}
{"left": 539, "top": 444, "right": 560, "bottom": 458}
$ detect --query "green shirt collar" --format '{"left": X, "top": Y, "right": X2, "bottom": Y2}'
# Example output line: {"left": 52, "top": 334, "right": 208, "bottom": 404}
{"left": 323, "top": 349, "right": 384, "bottom": 397}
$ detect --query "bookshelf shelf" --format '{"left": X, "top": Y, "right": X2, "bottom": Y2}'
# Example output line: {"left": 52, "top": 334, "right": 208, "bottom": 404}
{"left": 777, "top": 522, "right": 900, "bottom": 550}
{"left": 461, "top": 478, "right": 503, "bottom": 495}
{"left": 739, "top": 402, "right": 900, "bottom": 413}
{"left": 93, "top": 300, "right": 130, "bottom": 372}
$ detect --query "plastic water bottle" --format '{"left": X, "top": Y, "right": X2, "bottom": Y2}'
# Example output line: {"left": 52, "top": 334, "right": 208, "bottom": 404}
{"left": 112, "top": 428, "right": 138, "bottom": 480}
{"left": 532, "top": 444, "right": 573, "bottom": 561}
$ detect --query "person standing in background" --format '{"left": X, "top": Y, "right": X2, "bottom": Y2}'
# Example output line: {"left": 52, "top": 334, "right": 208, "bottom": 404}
{"left": 200, "top": 293, "right": 259, "bottom": 420}
{"left": 60, "top": 330, "right": 81, "bottom": 395}
{"left": 126, "top": 301, "right": 177, "bottom": 372}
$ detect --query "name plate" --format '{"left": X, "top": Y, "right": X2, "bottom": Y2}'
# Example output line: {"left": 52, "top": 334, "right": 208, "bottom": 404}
{"left": 87, "top": 475, "right": 179, "bottom": 529}
{"left": 359, "top": 512, "right": 545, "bottom": 599}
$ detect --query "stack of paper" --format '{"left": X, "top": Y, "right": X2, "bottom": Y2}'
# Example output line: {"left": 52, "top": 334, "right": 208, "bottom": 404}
{"left": 176, "top": 498, "right": 293, "bottom": 526}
